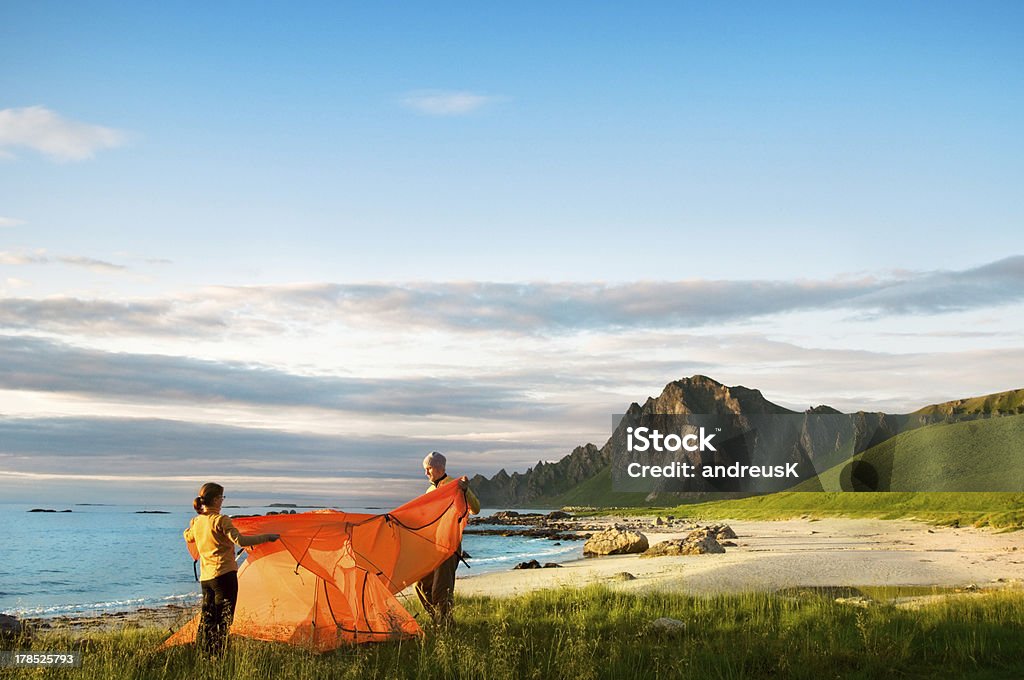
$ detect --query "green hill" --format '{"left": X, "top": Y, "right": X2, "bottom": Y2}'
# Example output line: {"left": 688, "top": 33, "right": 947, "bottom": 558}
{"left": 914, "top": 388, "right": 1024, "bottom": 417}
{"left": 547, "top": 412, "right": 1024, "bottom": 507}
{"left": 550, "top": 415, "right": 1024, "bottom": 527}
{"left": 798, "top": 413, "right": 1024, "bottom": 492}
{"left": 610, "top": 491, "right": 1024, "bottom": 530}
{"left": 548, "top": 466, "right": 649, "bottom": 508}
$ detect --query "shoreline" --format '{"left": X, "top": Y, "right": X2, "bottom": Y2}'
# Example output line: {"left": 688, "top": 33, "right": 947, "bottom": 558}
{"left": 20, "top": 603, "right": 197, "bottom": 635}
{"left": 15, "top": 515, "right": 1024, "bottom": 636}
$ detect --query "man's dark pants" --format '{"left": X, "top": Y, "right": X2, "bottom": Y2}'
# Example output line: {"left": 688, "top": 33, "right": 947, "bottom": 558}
{"left": 416, "top": 551, "right": 459, "bottom": 624}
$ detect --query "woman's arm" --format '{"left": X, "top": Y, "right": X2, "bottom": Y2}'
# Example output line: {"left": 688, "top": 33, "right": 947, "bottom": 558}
{"left": 218, "top": 516, "right": 279, "bottom": 547}
{"left": 236, "top": 532, "right": 279, "bottom": 547}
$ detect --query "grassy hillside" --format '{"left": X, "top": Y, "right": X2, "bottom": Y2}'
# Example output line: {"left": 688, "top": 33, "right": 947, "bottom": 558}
{"left": 915, "top": 388, "right": 1024, "bottom": 416}
{"left": 545, "top": 466, "right": 652, "bottom": 508}
{"left": 617, "top": 491, "right": 1024, "bottom": 529}
{"left": 541, "top": 414, "right": 1024, "bottom": 527}
{"left": 801, "top": 413, "right": 1024, "bottom": 492}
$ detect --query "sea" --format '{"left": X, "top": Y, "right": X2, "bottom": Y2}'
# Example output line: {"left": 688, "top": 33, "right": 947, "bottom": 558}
{"left": 0, "top": 503, "right": 582, "bottom": 618}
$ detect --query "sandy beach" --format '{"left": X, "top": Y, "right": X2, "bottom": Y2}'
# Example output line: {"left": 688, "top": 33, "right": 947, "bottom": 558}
{"left": 456, "top": 517, "right": 1024, "bottom": 598}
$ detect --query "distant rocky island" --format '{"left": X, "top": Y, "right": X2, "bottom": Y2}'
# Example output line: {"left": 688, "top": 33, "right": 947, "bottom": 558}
{"left": 28, "top": 508, "right": 72, "bottom": 513}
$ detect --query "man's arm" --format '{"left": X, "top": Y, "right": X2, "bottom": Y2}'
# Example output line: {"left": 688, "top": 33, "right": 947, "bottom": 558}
{"left": 456, "top": 476, "right": 481, "bottom": 515}
{"left": 466, "top": 487, "right": 481, "bottom": 515}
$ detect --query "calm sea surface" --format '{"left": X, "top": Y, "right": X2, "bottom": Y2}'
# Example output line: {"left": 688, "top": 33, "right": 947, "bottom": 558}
{"left": 0, "top": 503, "right": 581, "bottom": 617}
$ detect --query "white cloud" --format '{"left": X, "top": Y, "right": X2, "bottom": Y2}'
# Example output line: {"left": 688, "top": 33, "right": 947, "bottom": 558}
{"left": 0, "top": 250, "right": 48, "bottom": 265}
{"left": 0, "top": 249, "right": 127, "bottom": 272}
{"left": 58, "top": 255, "right": 127, "bottom": 272}
{"left": 401, "top": 90, "right": 500, "bottom": 116}
{"left": 0, "top": 216, "right": 26, "bottom": 228}
{"left": 0, "top": 106, "right": 127, "bottom": 162}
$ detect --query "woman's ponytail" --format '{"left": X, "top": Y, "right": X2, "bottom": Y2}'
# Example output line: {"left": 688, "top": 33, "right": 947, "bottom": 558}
{"left": 194, "top": 482, "right": 224, "bottom": 514}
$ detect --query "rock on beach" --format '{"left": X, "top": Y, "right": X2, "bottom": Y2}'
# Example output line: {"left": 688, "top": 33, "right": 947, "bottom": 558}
{"left": 642, "top": 526, "right": 729, "bottom": 557}
{"left": 583, "top": 528, "right": 649, "bottom": 556}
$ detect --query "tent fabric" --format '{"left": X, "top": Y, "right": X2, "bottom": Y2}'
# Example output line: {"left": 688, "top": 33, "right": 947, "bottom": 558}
{"left": 162, "top": 481, "right": 470, "bottom": 651}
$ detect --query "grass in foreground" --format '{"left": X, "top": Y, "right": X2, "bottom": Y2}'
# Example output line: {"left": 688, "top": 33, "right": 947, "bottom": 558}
{"left": 7, "top": 586, "right": 1024, "bottom": 680}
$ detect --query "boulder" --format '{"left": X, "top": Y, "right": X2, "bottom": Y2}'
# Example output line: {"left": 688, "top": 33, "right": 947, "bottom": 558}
{"left": 512, "top": 560, "right": 562, "bottom": 570}
{"left": 546, "top": 511, "right": 571, "bottom": 520}
{"left": 513, "top": 559, "right": 542, "bottom": 570}
{"left": 641, "top": 529, "right": 726, "bottom": 557}
{"left": 680, "top": 533, "right": 726, "bottom": 554}
{"left": 583, "top": 528, "right": 649, "bottom": 556}
{"left": 711, "top": 524, "right": 737, "bottom": 540}
{"left": 0, "top": 614, "right": 29, "bottom": 642}
{"left": 641, "top": 539, "right": 688, "bottom": 557}
{"left": 649, "top": 617, "right": 686, "bottom": 633}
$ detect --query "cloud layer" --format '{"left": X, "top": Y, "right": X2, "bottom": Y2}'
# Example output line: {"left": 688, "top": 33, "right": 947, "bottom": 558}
{"left": 0, "top": 335, "right": 547, "bottom": 417}
{"left": 0, "top": 106, "right": 127, "bottom": 161}
{"left": 2, "top": 257, "right": 1021, "bottom": 503}
{"left": 0, "top": 414, "right": 558, "bottom": 506}
{"left": 1, "top": 257, "right": 1021, "bottom": 338}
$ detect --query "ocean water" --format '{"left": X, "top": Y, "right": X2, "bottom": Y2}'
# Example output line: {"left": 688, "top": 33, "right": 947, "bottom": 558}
{"left": 0, "top": 504, "right": 582, "bottom": 617}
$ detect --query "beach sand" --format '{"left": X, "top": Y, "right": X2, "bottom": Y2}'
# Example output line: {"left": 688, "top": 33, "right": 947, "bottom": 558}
{"left": 455, "top": 517, "right": 1024, "bottom": 598}
{"left": 23, "top": 604, "right": 195, "bottom": 635}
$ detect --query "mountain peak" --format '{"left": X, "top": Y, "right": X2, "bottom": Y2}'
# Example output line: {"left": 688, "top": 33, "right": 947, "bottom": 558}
{"left": 650, "top": 375, "right": 796, "bottom": 415}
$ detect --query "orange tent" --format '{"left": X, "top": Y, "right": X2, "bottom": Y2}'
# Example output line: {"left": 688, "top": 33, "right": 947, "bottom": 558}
{"left": 163, "top": 481, "right": 470, "bottom": 651}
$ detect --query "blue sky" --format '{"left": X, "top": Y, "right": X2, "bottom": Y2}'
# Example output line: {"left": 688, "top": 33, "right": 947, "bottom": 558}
{"left": 1, "top": 2, "right": 1022, "bottom": 504}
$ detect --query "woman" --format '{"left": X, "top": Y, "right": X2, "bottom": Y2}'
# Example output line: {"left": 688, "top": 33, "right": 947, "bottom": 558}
{"left": 184, "top": 482, "right": 279, "bottom": 657}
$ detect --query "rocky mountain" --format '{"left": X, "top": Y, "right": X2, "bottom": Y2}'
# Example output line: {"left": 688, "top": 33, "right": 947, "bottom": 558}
{"left": 472, "top": 375, "right": 795, "bottom": 506}
{"left": 469, "top": 443, "right": 605, "bottom": 508}
{"left": 471, "top": 376, "right": 1023, "bottom": 507}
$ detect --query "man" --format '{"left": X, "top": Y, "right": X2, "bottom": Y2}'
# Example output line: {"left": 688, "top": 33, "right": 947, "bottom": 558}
{"left": 415, "top": 450, "right": 480, "bottom": 625}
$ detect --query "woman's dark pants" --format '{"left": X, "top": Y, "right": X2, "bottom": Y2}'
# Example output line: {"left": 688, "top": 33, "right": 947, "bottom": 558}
{"left": 198, "top": 571, "right": 238, "bottom": 656}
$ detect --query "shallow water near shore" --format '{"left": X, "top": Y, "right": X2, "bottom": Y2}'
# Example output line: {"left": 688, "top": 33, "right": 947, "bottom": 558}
{"left": 0, "top": 504, "right": 581, "bottom": 618}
